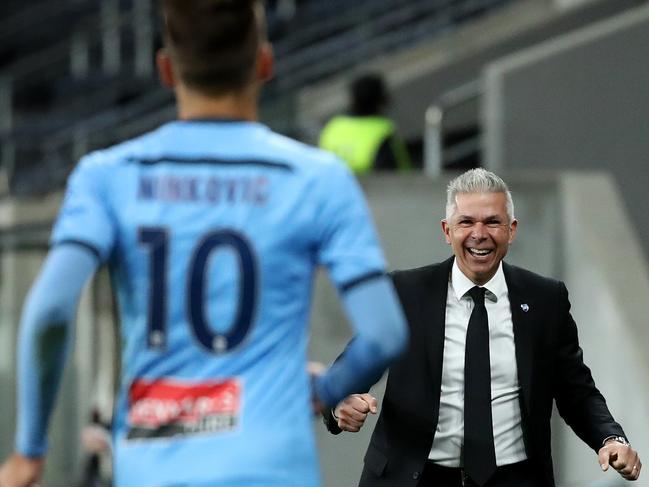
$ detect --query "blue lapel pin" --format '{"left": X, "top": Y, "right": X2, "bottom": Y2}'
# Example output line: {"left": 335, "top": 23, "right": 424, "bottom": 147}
{"left": 520, "top": 303, "right": 529, "bottom": 312}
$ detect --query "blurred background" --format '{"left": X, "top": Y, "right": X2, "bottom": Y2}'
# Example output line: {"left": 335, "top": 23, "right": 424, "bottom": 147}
{"left": 0, "top": 0, "right": 647, "bottom": 486}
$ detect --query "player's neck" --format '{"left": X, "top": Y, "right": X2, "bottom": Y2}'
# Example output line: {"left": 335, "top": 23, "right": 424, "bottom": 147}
{"left": 176, "top": 84, "right": 259, "bottom": 122}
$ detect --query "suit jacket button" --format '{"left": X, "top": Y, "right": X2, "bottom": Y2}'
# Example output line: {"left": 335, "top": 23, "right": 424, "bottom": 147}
{"left": 412, "top": 471, "right": 420, "bottom": 480}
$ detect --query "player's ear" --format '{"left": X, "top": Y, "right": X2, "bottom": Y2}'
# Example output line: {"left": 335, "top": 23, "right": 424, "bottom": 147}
{"left": 156, "top": 48, "right": 176, "bottom": 89}
{"left": 256, "top": 42, "right": 274, "bottom": 82}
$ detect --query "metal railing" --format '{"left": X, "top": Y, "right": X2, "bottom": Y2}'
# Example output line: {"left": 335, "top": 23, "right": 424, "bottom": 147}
{"left": 424, "top": 80, "right": 482, "bottom": 177}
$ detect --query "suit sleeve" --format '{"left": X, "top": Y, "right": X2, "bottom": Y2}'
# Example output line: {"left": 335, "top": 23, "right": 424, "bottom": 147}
{"left": 552, "top": 281, "right": 625, "bottom": 450}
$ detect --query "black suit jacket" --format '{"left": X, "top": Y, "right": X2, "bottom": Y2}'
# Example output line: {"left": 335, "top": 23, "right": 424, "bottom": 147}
{"left": 326, "top": 258, "right": 625, "bottom": 487}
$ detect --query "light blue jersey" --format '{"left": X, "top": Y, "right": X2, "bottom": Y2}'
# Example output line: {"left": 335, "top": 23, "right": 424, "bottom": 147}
{"left": 49, "top": 120, "right": 391, "bottom": 487}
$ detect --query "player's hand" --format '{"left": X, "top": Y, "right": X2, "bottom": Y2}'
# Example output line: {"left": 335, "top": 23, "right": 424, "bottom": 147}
{"left": 81, "top": 424, "right": 111, "bottom": 455}
{"left": 333, "top": 393, "right": 377, "bottom": 432}
{"left": 599, "top": 440, "right": 641, "bottom": 481}
{"left": 0, "top": 453, "right": 45, "bottom": 487}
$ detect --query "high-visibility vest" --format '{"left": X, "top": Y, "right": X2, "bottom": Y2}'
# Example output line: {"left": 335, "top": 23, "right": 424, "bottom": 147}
{"left": 319, "top": 115, "right": 410, "bottom": 174}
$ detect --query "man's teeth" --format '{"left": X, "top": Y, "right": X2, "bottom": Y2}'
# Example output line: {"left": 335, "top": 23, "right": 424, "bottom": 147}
{"left": 469, "top": 248, "right": 491, "bottom": 256}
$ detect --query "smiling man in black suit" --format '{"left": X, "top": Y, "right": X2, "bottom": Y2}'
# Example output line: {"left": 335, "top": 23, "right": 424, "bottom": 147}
{"left": 325, "top": 168, "right": 641, "bottom": 487}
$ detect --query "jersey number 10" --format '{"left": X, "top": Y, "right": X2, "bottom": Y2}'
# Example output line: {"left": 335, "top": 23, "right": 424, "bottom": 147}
{"left": 138, "top": 227, "right": 257, "bottom": 354}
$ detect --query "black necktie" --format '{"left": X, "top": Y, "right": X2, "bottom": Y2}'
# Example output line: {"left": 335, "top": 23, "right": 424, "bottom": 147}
{"left": 464, "top": 286, "right": 497, "bottom": 486}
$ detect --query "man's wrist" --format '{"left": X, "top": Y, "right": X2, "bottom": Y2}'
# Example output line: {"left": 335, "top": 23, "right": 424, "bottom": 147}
{"left": 602, "top": 435, "right": 630, "bottom": 447}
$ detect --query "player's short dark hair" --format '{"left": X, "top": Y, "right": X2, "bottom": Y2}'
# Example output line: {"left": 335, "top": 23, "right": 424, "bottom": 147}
{"left": 161, "top": 0, "right": 264, "bottom": 95}
{"left": 350, "top": 73, "right": 389, "bottom": 116}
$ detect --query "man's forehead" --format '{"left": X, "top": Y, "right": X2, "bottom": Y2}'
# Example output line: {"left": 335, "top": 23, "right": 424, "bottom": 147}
{"left": 452, "top": 192, "right": 508, "bottom": 215}
{"left": 454, "top": 191, "right": 507, "bottom": 204}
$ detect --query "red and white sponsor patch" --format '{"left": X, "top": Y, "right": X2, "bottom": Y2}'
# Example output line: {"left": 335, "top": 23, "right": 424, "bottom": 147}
{"left": 127, "top": 378, "right": 241, "bottom": 439}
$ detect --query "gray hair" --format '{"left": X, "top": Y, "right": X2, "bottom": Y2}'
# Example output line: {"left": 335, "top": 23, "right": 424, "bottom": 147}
{"left": 445, "top": 168, "right": 515, "bottom": 222}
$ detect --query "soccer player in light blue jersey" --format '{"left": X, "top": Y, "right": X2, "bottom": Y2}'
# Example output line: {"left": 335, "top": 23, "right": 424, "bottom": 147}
{"left": 0, "top": 1, "right": 408, "bottom": 486}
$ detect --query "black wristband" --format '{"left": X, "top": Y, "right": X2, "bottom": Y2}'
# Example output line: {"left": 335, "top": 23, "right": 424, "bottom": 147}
{"left": 331, "top": 408, "right": 339, "bottom": 421}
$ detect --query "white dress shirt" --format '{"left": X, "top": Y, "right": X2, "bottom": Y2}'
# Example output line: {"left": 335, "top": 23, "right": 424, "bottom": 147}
{"left": 428, "top": 261, "right": 527, "bottom": 467}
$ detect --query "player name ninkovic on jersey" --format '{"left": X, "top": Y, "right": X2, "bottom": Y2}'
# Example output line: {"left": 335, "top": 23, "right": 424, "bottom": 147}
{"left": 138, "top": 174, "right": 269, "bottom": 205}
{"left": 126, "top": 378, "right": 241, "bottom": 440}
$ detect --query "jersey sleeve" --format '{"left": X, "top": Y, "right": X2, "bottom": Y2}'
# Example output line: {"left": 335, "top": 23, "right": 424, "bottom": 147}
{"left": 310, "top": 159, "right": 408, "bottom": 407}
{"left": 312, "top": 275, "right": 407, "bottom": 407}
{"left": 15, "top": 245, "right": 100, "bottom": 456}
{"left": 314, "top": 160, "right": 386, "bottom": 289}
{"left": 50, "top": 154, "right": 116, "bottom": 261}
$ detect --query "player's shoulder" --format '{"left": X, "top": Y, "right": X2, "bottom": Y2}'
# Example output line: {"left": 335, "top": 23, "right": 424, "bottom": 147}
{"left": 262, "top": 128, "right": 349, "bottom": 176}
{"left": 75, "top": 127, "right": 163, "bottom": 173}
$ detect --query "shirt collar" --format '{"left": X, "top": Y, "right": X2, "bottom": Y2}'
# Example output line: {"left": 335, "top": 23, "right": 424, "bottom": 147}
{"left": 451, "top": 260, "right": 506, "bottom": 303}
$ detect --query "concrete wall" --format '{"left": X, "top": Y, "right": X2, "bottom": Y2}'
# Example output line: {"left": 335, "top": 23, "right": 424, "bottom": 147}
{"left": 552, "top": 172, "right": 649, "bottom": 487}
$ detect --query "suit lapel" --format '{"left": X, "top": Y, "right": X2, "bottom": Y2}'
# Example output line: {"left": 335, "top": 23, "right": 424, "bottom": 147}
{"left": 423, "top": 258, "right": 454, "bottom": 412}
{"left": 503, "top": 262, "right": 535, "bottom": 414}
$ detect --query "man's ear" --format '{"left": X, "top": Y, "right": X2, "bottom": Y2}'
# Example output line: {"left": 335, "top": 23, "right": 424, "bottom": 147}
{"left": 156, "top": 49, "right": 176, "bottom": 89}
{"left": 508, "top": 219, "right": 518, "bottom": 245}
{"left": 441, "top": 219, "right": 452, "bottom": 245}
{"left": 256, "top": 42, "right": 274, "bottom": 82}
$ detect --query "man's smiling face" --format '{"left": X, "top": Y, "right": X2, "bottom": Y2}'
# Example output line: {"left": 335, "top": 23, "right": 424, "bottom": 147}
{"left": 441, "top": 192, "right": 517, "bottom": 285}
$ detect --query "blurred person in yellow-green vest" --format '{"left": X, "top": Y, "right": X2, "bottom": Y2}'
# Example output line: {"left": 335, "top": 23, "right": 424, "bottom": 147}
{"left": 319, "top": 73, "right": 412, "bottom": 174}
